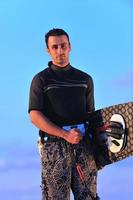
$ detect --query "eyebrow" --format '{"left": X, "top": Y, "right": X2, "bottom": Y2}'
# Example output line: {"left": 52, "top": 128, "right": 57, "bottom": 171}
{"left": 51, "top": 42, "right": 68, "bottom": 48}
{"left": 52, "top": 42, "right": 67, "bottom": 46}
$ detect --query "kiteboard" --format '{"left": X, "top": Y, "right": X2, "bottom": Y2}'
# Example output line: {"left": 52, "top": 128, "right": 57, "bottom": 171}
{"left": 88, "top": 102, "right": 133, "bottom": 168}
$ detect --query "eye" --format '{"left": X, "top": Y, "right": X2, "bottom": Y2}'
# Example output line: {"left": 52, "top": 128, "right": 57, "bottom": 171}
{"left": 52, "top": 45, "right": 58, "bottom": 49}
{"left": 61, "top": 43, "right": 67, "bottom": 49}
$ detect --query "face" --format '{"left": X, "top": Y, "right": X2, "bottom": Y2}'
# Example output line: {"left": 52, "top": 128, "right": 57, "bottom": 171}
{"left": 47, "top": 35, "right": 71, "bottom": 67}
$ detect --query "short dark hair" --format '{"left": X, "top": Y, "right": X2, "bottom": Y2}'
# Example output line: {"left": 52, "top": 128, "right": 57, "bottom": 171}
{"left": 45, "top": 28, "right": 70, "bottom": 48}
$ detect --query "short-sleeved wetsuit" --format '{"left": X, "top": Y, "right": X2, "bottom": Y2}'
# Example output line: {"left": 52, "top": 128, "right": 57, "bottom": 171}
{"left": 29, "top": 61, "right": 94, "bottom": 127}
{"left": 28, "top": 62, "right": 98, "bottom": 200}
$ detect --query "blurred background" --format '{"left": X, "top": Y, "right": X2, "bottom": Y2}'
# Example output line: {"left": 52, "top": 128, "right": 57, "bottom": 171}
{"left": 0, "top": 0, "right": 132, "bottom": 199}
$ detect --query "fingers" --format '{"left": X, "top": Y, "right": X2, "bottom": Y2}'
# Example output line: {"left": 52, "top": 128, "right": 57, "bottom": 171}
{"left": 71, "top": 128, "right": 83, "bottom": 138}
{"left": 66, "top": 128, "right": 83, "bottom": 144}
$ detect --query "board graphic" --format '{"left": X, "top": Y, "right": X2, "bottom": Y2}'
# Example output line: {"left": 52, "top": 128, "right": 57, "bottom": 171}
{"left": 88, "top": 102, "right": 133, "bottom": 168}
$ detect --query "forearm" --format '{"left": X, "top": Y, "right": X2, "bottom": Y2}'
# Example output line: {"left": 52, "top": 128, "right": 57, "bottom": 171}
{"left": 29, "top": 110, "right": 82, "bottom": 144}
{"left": 29, "top": 110, "right": 68, "bottom": 139}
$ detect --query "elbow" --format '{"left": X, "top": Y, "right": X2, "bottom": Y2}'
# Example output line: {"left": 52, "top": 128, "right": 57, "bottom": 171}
{"left": 30, "top": 115, "right": 35, "bottom": 124}
{"left": 29, "top": 110, "right": 38, "bottom": 125}
{"left": 29, "top": 114, "right": 35, "bottom": 124}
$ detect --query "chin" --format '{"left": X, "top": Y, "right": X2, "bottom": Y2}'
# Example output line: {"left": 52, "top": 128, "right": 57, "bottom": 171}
{"left": 57, "top": 61, "right": 66, "bottom": 66}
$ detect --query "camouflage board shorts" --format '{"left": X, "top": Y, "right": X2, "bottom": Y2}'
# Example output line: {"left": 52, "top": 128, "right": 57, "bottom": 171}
{"left": 38, "top": 138, "right": 98, "bottom": 200}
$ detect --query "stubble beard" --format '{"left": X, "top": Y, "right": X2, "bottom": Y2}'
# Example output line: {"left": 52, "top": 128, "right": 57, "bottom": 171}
{"left": 55, "top": 54, "right": 69, "bottom": 66}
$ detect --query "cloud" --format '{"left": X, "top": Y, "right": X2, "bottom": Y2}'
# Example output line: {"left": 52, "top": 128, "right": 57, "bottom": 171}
{"left": 0, "top": 156, "right": 40, "bottom": 171}
{"left": 98, "top": 158, "right": 133, "bottom": 199}
{"left": 0, "top": 154, "right": 41, "bottom": 199}
{"left": 0, "top": 144, "right": 40, "bottom": 171}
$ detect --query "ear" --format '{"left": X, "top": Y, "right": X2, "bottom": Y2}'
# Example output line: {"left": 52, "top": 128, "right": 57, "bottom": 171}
{"left": 46, "top": 47, "right": 50, "bottom": 55}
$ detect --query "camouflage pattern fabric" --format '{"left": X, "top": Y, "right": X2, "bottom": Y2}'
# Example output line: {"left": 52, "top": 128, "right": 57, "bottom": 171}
{"left": 38, "top": 139, "right": 98, "bottom": 200}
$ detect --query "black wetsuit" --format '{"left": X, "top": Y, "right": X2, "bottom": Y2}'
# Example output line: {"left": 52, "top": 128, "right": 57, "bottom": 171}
{"left": 28, "top": 62, "right": 98, "bottom": 200}
{"left": 29, "top": 61, "right": 94, "bottom": 128}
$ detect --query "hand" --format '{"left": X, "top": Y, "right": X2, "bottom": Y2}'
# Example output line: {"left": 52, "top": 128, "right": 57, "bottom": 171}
{"left": 64, "top": 128, "right": 83, "bottom": 144}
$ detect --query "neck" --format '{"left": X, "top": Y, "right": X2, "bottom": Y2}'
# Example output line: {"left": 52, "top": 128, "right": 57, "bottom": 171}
{"left": 49, "top": 61, "right": 71, "bottom": 71}
{"left": 52, "top": 61, "right": 69, "bottom": 68}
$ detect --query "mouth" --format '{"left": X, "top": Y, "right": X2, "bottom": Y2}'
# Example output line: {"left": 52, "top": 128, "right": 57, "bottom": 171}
{"left": 58, "top": 55, "right": 65, "bottom": 59}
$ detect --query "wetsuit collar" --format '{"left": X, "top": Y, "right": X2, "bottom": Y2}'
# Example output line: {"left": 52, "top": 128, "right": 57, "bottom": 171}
{"left": 48, "top": 61, "right": 71, "bottom": 71}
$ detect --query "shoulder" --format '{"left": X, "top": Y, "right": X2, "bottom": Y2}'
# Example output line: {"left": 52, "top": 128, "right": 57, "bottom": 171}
{"left": 30, "top": 67, "right": 50, "bottom": 90}
{"left": 31, "top": 67, "right": 49, "bottom": 84}
{"left": 71, "top": 66, "right": 93, "bottom": 82}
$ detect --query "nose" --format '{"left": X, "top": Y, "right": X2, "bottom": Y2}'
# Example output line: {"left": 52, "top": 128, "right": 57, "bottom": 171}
{"left": 57, "top": 45, "right": 63, "bottom": 54}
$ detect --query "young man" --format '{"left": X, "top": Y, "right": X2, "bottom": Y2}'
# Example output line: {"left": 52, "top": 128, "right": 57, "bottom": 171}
{"left": 28, "top": 28, "right": 100, "bottom": 200}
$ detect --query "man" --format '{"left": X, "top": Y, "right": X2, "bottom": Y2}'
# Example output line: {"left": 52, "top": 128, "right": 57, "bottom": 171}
{"left": 28, "top": 28, "right": 100, "bottom": 200}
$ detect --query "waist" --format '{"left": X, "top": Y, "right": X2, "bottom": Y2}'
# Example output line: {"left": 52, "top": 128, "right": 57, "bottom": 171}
{"left": 40, "top": 123, "right": 88, "bottom": 142}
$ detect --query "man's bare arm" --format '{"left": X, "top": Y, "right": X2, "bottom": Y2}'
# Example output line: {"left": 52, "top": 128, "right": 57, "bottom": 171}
{"left": 29, "top": 110, "right": 82, "bottom": 144}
